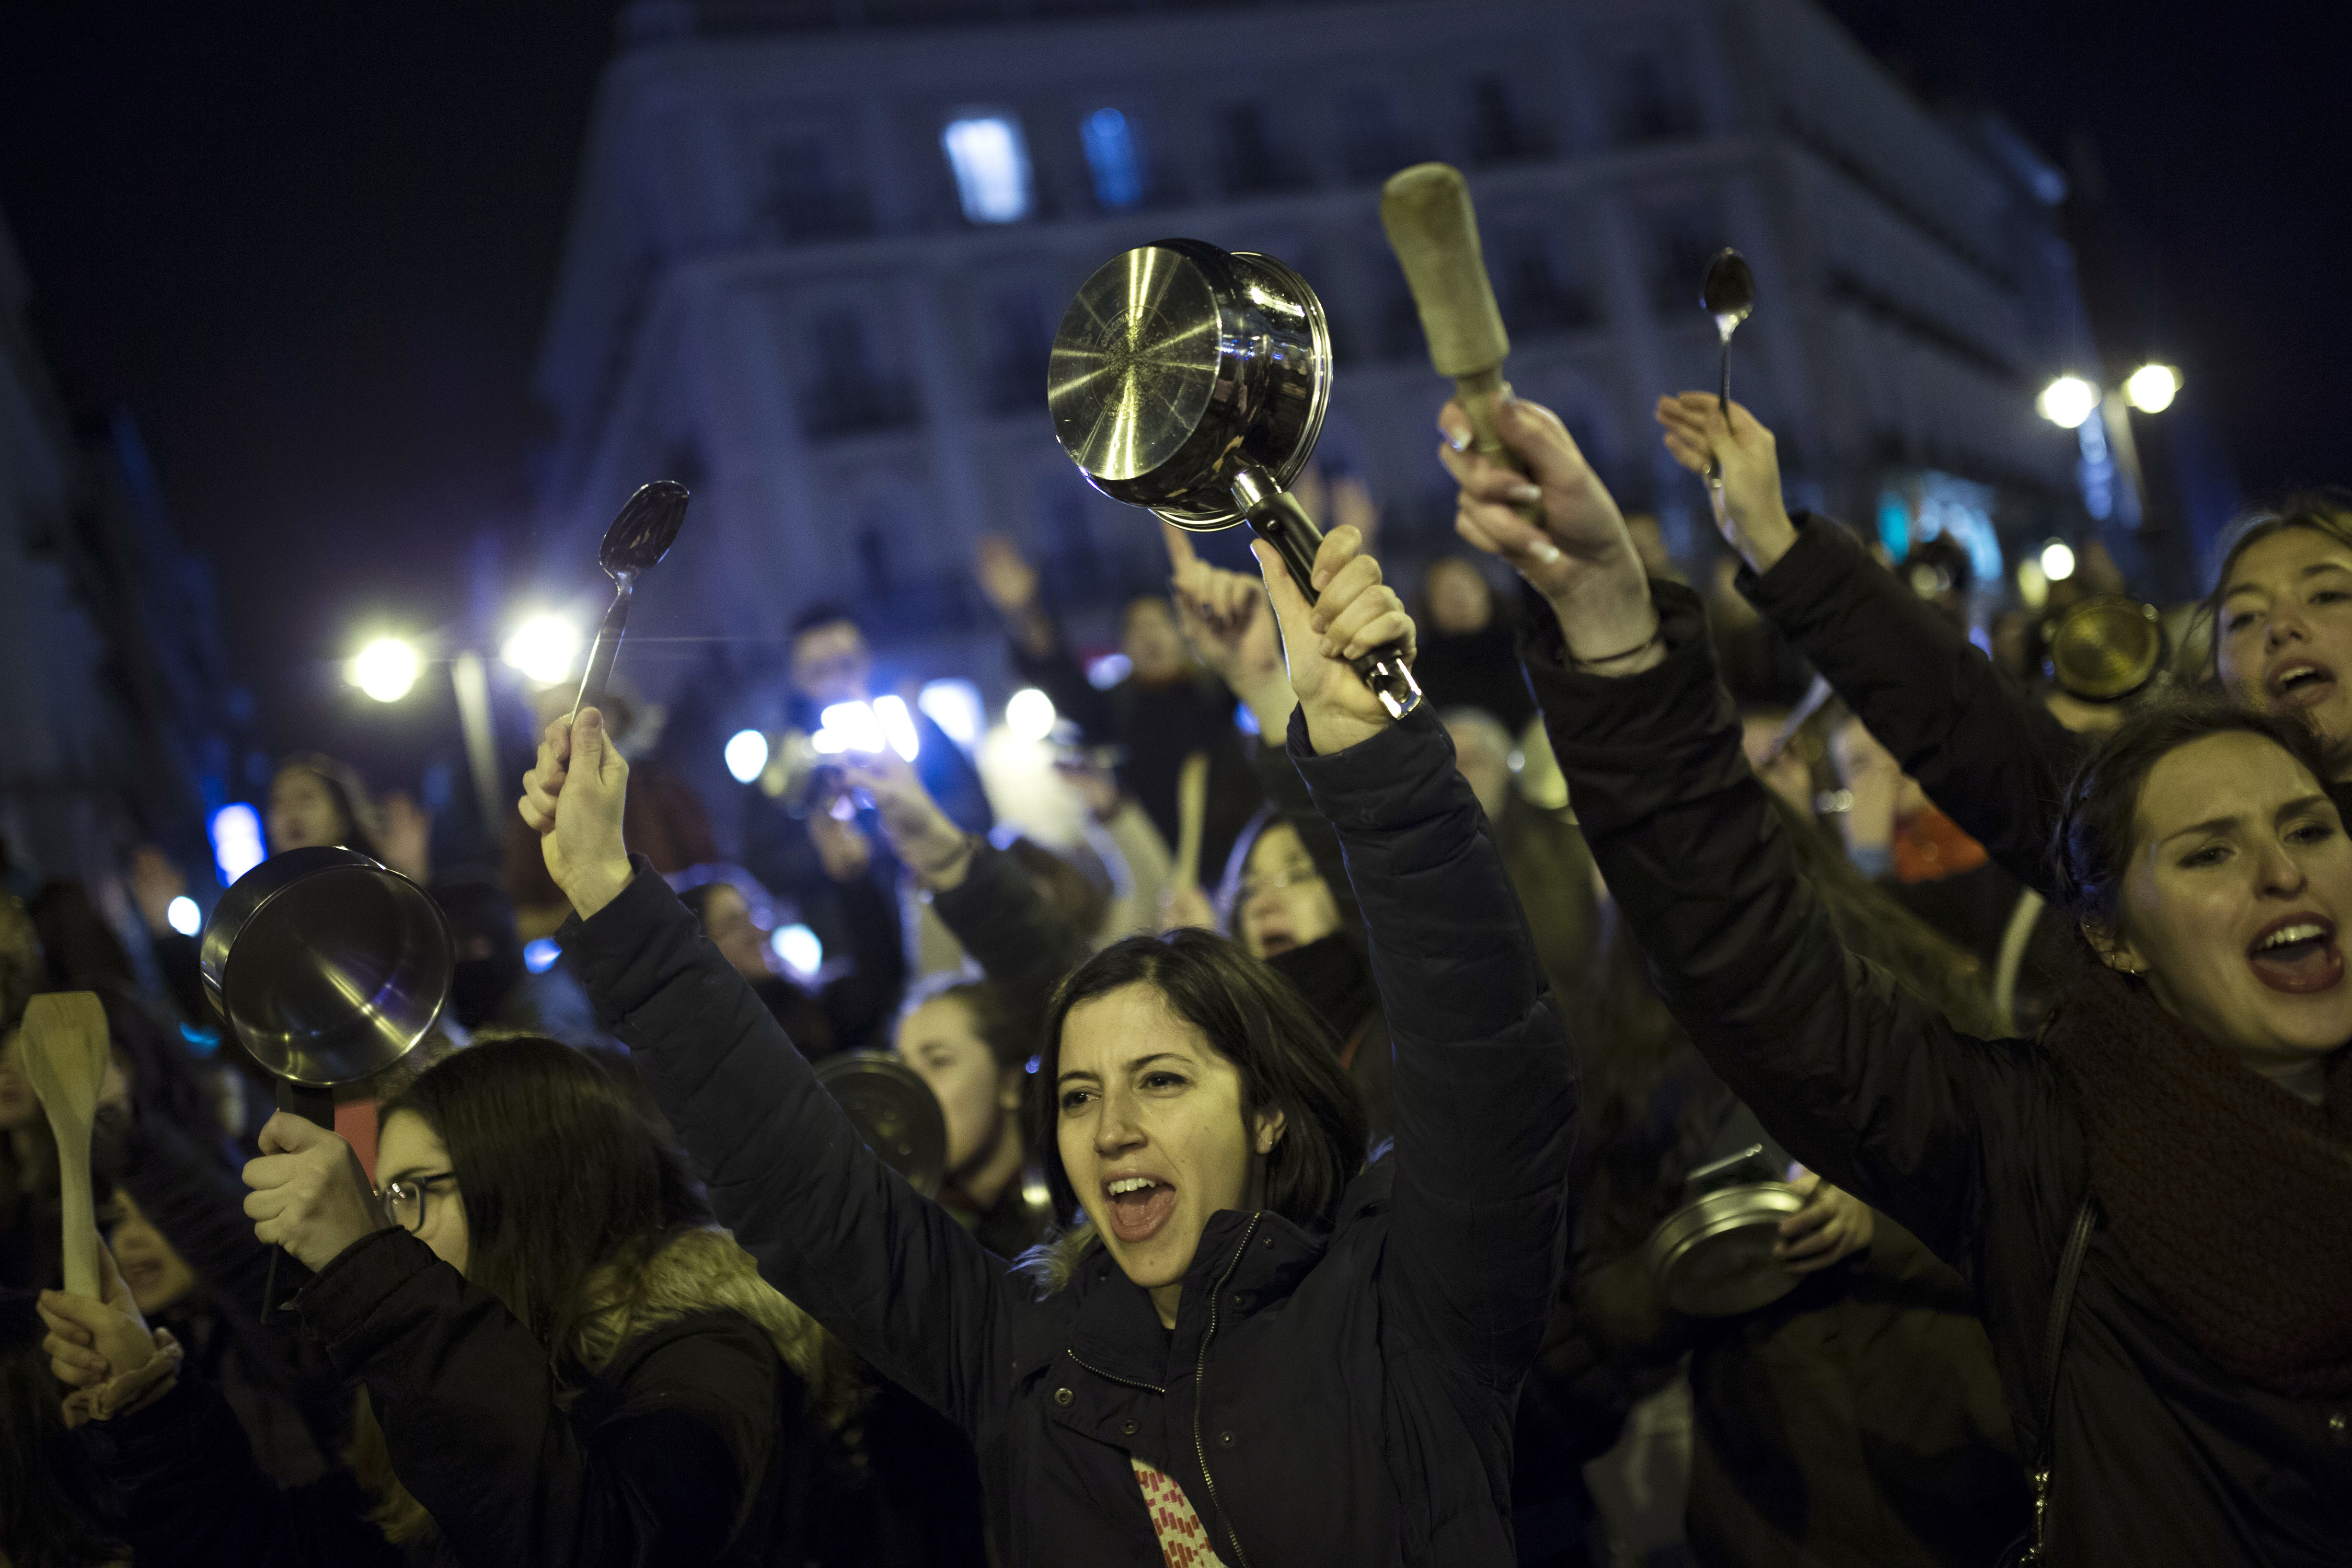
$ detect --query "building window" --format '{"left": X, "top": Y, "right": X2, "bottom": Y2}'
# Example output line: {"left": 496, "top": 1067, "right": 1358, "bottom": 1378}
{"left": 802, "top": 309, "right": 917, "bottom": 438}
{"left": 1081, "top": 107, "right": 1146, "bottom": 211}
{"left": 1611, "top": 54, "right": 1699, "bottom": 147}
{"left": 1466, "top": 77, "right": 1544, "bottom": 165}
{"left": 1645, "top": 208, "right": 1722, "bottom": 316}
{"left": 762, "top": 134, "right": 872, "bottom": 243}
{"left": 982, "top": 286, "right": 1054, "bottom": 413}
{"left": 1495, "top": 229, "right": 1597, "bottom": 336}
{"left": 1219, "top": 103, "right": 1297, "bottom": 197}
{"left": 942, "top": 114, "right": 1033, "bottom": 225}
{"left": 1337, "top": 86, "right": 1409, "bottom": 183}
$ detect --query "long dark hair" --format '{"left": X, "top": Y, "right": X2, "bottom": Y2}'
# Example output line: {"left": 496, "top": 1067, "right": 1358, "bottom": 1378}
{"left": 0, "top": 1290, "right": 124, "bottom": 1568}
{"left": 378, "top": 1035, "right": 710, "bottom": 1362}
{"left": 1025, "top": 929, "right": 1368, "bottom": 1231}
{"left": 2054, "top": 693, "right": 2335, "bottom": 945}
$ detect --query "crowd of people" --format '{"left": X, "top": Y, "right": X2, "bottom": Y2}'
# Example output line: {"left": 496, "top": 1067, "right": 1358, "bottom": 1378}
{"left": 4, "top": 370, "right": 2351, "bottom": 1568}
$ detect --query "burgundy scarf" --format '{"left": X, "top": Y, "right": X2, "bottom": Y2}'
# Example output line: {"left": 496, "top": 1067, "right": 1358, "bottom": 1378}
{"left": 2043, "top": 965, "right": 2352, "bottom": 1397}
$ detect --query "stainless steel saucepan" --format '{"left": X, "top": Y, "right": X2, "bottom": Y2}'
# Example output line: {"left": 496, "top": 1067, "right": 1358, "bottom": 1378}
{"left": 1048, "top": 240, "right": 1422, "bottom": 720}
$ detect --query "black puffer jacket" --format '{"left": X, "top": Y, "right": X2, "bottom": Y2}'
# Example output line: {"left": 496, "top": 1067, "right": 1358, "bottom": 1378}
{"left": 568, "top": 706, "right": 1576, "bottom": 1566}
{"left": 1526, "top": 584, "right": 2352, "bottom": 1567}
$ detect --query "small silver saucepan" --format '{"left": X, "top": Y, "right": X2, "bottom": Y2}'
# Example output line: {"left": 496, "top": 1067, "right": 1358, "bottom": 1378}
{"left": 202, "top": 845, "right": 452, "bottom": 1309}
{"left": 1048, "top": 239, "right": 1422, "bottom": 720}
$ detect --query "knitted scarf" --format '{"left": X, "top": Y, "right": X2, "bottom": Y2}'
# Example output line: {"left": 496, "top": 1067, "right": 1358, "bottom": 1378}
{"left": 2042, "top": 965, "right": 2352, "bottom": 1397}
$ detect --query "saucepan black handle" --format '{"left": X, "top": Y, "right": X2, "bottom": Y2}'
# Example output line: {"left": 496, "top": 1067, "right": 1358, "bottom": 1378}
{"left": 1239, "top": 487, "right": 1422, "bottom": 721}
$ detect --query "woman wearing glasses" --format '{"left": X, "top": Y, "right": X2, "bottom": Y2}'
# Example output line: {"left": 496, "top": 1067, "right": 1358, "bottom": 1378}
{"left": 40, "top": 1035, "right": 861, "bottom": 1567}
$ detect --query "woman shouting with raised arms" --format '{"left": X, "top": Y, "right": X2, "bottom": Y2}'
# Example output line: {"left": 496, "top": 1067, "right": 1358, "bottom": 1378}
{"left": 1444, "top": 390, "right": 2352, "bottom": 1565}
{"left": 520, "top": 526, "right": 1576, "bottom": 1567}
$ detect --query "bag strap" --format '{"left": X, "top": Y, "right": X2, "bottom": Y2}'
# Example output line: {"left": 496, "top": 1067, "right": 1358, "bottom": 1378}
{"left": 2017, "top": 1196, "right": 2099, "bottom": 1564}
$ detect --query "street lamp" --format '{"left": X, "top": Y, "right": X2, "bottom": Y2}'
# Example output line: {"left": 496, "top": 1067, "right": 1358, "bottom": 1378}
{"left": 2035, "top": 376, "right": 2100, "bottom": 430}
{"left": 349, "top": 637, "right": 422, "bottom": 702}
{"left": 501, "top": 614, "right": 581, "bottom": 687}
{"left": 2123, "top": 363, "right": 2181, "bottom": 414}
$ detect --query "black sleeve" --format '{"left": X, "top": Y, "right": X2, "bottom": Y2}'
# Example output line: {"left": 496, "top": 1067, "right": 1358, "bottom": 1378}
{"left": 1291, "top": 707, "right": 1575, "bottom": 1389}
{"left": 1523, "top": 583, "right": 2046, "bottom": 1269}
{"left": 77, "top": 1376, "right": 399, "bottom": 1568}
{"left": 120, "top": 1112, "right": 275, "bottom": 1334}
{"left": 1247, "top": 733, "right": 1363, "bottom": 933}
{"left": 296, "top": 1228, "right": 777, "bottom": 1567}
{"left": 566, "top": 860, "right": 1018, "bottom": 1439}
{"left": 1009, "top": 626, "right": 1118, "bottom": 746}
{"left": 929, "top": 843, "right": 1094, "bottom": 1047}
{"left": 150, "top": 931, "right": 215, "bottom": 1027}
{"left": 816, "top": 866, "right": 912, "bottom": 1054}
{"left": 1738, "top": 513, "right": 2088, "bottom": 892}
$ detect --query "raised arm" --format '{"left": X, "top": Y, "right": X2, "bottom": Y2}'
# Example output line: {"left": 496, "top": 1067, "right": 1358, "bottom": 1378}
{"left": 1656, "top": 393, "right": 2085, "bottom": 891}
{"left": 520, "top": 709, "right": 1014, "bottom": 1437}
{"left": 1253, "top": 528, "right": 1574, "bottom": 1389}
{"left": 838, "top": 746, "right": 1094, "bottom": 1044}
{"left": 1449, "top": 394, "right": 2024, "bottom": 1263}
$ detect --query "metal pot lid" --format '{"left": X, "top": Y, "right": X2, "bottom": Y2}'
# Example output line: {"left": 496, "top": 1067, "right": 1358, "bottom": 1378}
{"left": 203, "top": 847, "right": 452, "bottom": 1088}
{"left": 2048, "top": 596, "right": 2164, "bottom": 702}
{"left": 1644, "top": 1181, "right": 1808, "bottom": 1319}
{"left": 814, "top": 1051, "right": 948, "bottom": 1199}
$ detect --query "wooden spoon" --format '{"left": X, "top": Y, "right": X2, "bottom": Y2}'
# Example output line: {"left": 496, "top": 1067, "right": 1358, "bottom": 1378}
{"left": 1174, "top": 751, "right": 1210, "bottom": 893}
{"left": 19, "top": 991, "right": 110, "bottom": 1299}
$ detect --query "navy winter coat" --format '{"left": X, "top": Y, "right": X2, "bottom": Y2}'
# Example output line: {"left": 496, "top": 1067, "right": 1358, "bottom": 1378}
{"left": 568, "top": 705, "right": 1577, "bottom": 1566}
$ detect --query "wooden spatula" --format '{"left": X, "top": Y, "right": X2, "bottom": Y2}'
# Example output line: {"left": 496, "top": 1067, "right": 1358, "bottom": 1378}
{"left": 20, "top": 991, "right": 110, "bottom": 1299}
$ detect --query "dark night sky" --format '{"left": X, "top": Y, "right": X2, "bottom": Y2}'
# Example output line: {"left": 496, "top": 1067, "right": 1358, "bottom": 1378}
{"left": 1, "top": 1, "right": 2344, "bottom": 772}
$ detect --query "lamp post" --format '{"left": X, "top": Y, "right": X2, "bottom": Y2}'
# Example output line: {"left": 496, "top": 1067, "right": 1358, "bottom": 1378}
{"left": 344, "top": 613, "right": 584, "bottom": 848}
{"left": 2036, "top": 364, "right": 2180, "bottom": 533}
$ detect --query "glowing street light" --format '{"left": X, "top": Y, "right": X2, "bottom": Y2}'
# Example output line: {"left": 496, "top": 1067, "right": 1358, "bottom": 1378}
{"left": 2123, "top": 363, "right": 2181, "bottom": 414}
{"left": 349, "top": 637, "right": 422, "bottom": 702}
{"left": 724, "top": 729, "right": 770, "bottom": 784}
{"left": 2039, "top": 539, "right": 2077, "bottom": 582}
{"left": 165, "top": 896, "right": 201, "bottom": 936}
{"left": 1005, "top": 687, "right": 1057, "bottom": 742}
{"left": 501, "top": 614, "right": 581, "bottom": 687}
{"left": 2035, "top": 375, "right": 2100, "bottom": 430}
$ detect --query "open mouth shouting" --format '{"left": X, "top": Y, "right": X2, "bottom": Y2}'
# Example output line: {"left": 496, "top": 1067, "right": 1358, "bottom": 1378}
{"left": 2246, "top": 913, "right": 2344, "bottom": 995}
{"left": 1103, "top": 1172, "right": 1178, "bottom": 1243}
{"left": 2266, "top": 658, "right": 2339, "bottom": 712}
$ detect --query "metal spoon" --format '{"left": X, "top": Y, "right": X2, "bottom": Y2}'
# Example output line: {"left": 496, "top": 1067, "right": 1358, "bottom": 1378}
{"left": 1699, "top": 248, "right": 1756, "bottom": 487}
{"left": 571, "top": 480, "right": 690, "bottom": 723}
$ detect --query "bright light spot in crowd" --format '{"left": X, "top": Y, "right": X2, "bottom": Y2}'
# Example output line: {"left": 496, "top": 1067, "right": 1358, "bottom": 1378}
{"left": 772, "top": 923, "right": 824, "bottom": 979}
{"left": 1233, "top": 700, "right": 1259, "bottom": 737}
{"left": 1082, "top": 107, "right": 1144, "bottom": 212}
{"left": 1086, "top": 652, "right": 1132, "bottom": 690}
{"left": 2124, "top": 363, "right": 2180, "bottom": 414}
{"left": 918, "top": 679, "right": 983, "bottom": 749}
{"left": 814, "top": 701, "right": 885, "bottom": 755}
{"left": 2017, "top": 557, "right": 2049, "bottom": 611}
{"left": 501, "top": 614, "right": 580, "bottom": 686}
{"left": 209, "top": 803, "right": 266, "bottom": 885}
{"left": 178, "top": 1021, "right": 221, "bottom": 1056}
{"left": 942, "top": 116, "right": 1032, "bottom": 224}
{"left": 522, "top": 938, "right": 561, "bottom": 975}
{"left": 349, "top": 637, "right": 422, "bottom": 702}
{"left": 873, "top": 695, "right": 921, "bottom": 761}
{"left": 724, "top": 729, "right": 770, "bottom": 784}
{"left": 2040, "top": 540, "right": 2078, "bottom": 582}
{"left": 2035, "top": 375, "right": 2099, "bottom": 430}
{"left": 1005, "top": 687, "right": 1057, "bottom": 742}
{"left": 165, "top": 896, "right": 201, "bottom": 937}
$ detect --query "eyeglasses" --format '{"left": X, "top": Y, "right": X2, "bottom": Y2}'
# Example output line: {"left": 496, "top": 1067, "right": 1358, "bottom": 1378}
{"left": 378, "top": 1172, "right": 458, "bottom": 1234}
{"left": 1239, "top": 866, "right": 1322, "bottom": 903}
